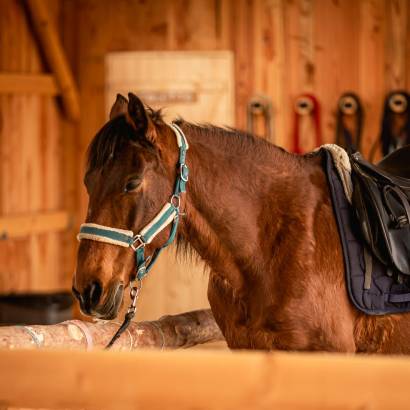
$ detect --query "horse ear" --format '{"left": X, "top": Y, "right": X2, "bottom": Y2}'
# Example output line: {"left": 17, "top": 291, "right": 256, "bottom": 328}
{"left": 127, "top": 93, "right": 148, "bottom": 133}
{"left": 109, "top": 94, "right": 128, "bottom": 120}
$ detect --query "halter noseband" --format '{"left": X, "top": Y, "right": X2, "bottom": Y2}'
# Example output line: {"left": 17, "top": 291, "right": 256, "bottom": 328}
{"left": 77, "top": 123, "right": 189, "bottom": 348}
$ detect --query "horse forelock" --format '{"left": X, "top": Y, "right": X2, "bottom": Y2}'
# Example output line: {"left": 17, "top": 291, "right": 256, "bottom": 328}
{"left": 86, "top": 108, "right": 165, "bottom": 171}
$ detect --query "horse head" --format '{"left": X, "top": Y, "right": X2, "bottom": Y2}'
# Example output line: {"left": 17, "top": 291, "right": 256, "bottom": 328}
{"left": 73, "top": 93, "right": 181, "bottom": 319}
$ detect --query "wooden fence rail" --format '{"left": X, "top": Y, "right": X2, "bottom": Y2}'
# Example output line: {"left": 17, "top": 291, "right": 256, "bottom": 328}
{"left": 0, "top": 348, "right": 409, "bottom": 410}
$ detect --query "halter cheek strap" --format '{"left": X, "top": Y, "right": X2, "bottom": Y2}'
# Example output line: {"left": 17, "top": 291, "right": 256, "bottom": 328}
{"left": 77, "top": 122, "right": 189, "bottom": 281}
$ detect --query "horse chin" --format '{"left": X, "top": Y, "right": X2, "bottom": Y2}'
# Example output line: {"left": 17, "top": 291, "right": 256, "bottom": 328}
{"left": 90, "top": 282, "right": 125, "bottom": 320}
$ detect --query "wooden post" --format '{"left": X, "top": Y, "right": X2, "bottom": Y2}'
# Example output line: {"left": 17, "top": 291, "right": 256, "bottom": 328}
{"left": 25, "top": 0, "right": 80, "bottom": 121}
{"left": 0, "top": 309, "right": 224, "bottom": 351}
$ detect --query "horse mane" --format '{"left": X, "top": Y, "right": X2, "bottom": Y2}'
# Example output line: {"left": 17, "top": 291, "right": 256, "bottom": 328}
{"left": 171, "top": 121, "right": 292, "bottom": 268}
{"left": 173, "top": 119, "right": 283, "bottom": 158}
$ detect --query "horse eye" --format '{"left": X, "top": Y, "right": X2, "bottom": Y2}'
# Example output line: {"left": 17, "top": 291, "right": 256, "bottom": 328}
{"left": 124, "top": 179, "right": 141, "bottom": 193}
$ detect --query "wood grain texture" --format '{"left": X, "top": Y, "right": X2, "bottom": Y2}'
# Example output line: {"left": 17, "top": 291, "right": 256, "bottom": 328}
{"left": 0, "top": 210, "right": 69, "bottom": 238}
{"left": 25, "top": 0, "right": 80, "bottom": 120}
{"left": 0, "top": 73, "right": 58, "bottom": 94}
{"left": 385, "top": 0, "right": 408, "bottom": 90}
{"left": 2, "top": 349, "right": 410, "bottom": 409}
{"left": 359, "top": 0, "right": 386, "bottom": 160}
{"left": 0, "top": 0, "right": 66, "bottom": 293}
{"left": 1, "top": 0, "right": 409, "bottom": 301}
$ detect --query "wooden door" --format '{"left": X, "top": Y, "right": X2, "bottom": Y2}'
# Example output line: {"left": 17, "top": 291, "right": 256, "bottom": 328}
{"left": 105, "top": 51, "right": 234, "bottom": 319}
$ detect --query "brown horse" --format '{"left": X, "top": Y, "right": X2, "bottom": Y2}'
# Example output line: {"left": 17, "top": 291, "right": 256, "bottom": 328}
{"left": 74, "top": 93, "right": 410, "bottom": 354}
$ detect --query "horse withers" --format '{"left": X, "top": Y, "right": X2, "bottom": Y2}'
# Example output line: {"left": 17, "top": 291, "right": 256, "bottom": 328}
{"left": 74, "top": 93, "right": 410, "bottom": 353}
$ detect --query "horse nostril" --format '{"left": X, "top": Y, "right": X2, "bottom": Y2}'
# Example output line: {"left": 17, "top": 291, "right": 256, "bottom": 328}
{"left": 88, "top": 280, "right": 103, "bottom": 309}
{"left": 79, "top": 281, "right": 103, "bottom": 313}
{"left": 72, "top": 286, "right": 83, "bottom": 303}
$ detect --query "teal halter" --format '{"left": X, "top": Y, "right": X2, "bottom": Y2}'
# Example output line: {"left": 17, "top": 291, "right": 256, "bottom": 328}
{"left": 77, "top": 123, "right": 189, "bottom": 282}
{"left": 77, "top": 122, "right": 189, "bottom": 348}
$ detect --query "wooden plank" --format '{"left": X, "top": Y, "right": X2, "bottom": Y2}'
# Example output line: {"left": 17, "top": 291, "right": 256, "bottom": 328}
{"left": 1, "top": 349, "right": 410, "bottom": 409}
{"left": 0, "top": 211, "right": 69, "bottom": 238}
{"left": 252, "top": 0, "right": 285, "bottom": 145}
{"left": 299, "top": 0, "right": 315, "bottom": 91}
{"left": 216, "top": 0, "right": 233, "bottom": 50}
{"left": 0, "top": 73, "right": 59, "bottom": 95}
{"left": 232, "top": 0, "right": 254, "bottom": 130}
{"left": 25, "top": 0, "right": 80, "bottom": 120}
{"left": 0, "top": 0, "right": 66, "bottom": 294}
{"left": 385, "top": 0, "right": 408, "bottom": 90}
{"left": 59, "top": 0, "right": 81, "bottom": 290}
{"left": 167, "top": 0, "right": 218, "bottom": 50}
{"left": 359, "top": 0, "right": 386, "bottom": 160}
{"left": 313, "top": 0, "right": 361, "bottom": 145}
{"left": 269, "top": 0, "right": 286, "bottom": 147}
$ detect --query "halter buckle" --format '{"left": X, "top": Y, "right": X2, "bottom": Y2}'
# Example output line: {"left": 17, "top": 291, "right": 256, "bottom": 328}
{"left": 170, "top": 194, "right": 181, "bottom": 209}
{"left": 131, "top": 235, "right": 145, "bottom": 251}
{"left": 180, "top": 164, "right": 189, "bottom": 182}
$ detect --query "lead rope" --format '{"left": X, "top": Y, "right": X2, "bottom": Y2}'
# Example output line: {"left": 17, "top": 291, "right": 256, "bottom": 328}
{"left": 105, "top": 279, "right": 143, "bottom": 349}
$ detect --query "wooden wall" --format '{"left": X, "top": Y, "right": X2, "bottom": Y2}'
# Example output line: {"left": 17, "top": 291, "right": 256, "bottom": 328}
{"left": 1, "top": 0, "right": 409, "bottom": 305}
{"left": 62, "top": 0, "right": 410, "bottom": 218}
{"left": 0, "top": 0, "right": 74, "bottom": 293}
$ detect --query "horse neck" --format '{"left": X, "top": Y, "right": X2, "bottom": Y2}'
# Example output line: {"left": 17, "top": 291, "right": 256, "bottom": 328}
{"left": 176, "top": 122, "right": 313, "bottom": 290}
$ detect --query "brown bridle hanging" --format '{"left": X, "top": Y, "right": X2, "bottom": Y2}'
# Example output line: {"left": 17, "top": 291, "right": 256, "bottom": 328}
{"left": 335, "top": 93, "right": 363, "bottom": 154}
{"left": 247, "top": 95, "right": 274, "bottom": 142}
{"left": 369, "top": 91, "right": 410, "bottom": 162}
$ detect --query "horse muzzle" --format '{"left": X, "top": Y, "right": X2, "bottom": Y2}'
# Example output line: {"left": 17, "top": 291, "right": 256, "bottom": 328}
{"left": 72, "top": 281, "right": 124, "bottom": 320}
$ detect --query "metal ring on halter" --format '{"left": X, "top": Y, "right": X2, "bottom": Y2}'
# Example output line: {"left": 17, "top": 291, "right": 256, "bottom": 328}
{"left": 339, "top": 96, "right": 358, "bottom": 115}
{"left": 295, "top": 97, "right": 314, "bottom": 115}
{"left": 180, "top": 164, "right": 189, "bottom": 182}
{"left": 389, "top": 94, "right": 408, "bottom": 114}
{"left": 131, "top": 235, "right": 145, "bottom": 251}
{"left": 170, "top": 194, "right": 181, "bottom": 208}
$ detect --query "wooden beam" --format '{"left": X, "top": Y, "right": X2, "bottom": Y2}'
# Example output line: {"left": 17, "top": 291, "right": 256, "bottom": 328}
{"left": 0, "top": 349, "right": 410, "bottom": 410}
{"left": 25, "top": 0, "right": 80, "bottom": 121}
{"left": 0, "top": 211, "right": 70, "bottom": 238}
{"left": 0, "top": 309, "right": 224, "bottom": 350}
{"left": 0, "top": 73, "right": 59, "bottom": 95}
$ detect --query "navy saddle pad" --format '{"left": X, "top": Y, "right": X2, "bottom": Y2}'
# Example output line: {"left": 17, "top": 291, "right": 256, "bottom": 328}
{"left": 323, "top": 150, "right": 410, "bottom": 315}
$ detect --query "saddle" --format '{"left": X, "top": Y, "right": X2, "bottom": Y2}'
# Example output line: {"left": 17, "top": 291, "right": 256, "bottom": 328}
{"left": 324, "top": 148, "right": 410, "bottom": 314}
{"left": 350, "top": 145, "right": 410, "bottom": 276}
